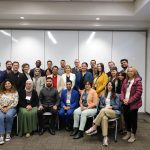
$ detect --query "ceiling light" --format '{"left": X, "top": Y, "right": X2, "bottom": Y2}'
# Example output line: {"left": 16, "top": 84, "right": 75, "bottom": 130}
{"left": 96, "top": 17, "right": 100, "bottom": 21}
{"left": 20, "top": 17, "right": 24, "bottom": 20}
{"left": 0, "top": 30, "right": 11, "bottom": 36}
{"left": 48, "top": 31, "right": 57, "bottom": 44}
{"left": 86, "top": 32, "right": 96, "bottom": 44}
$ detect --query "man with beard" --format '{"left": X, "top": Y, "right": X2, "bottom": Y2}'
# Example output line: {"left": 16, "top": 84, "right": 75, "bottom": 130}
{"left": 38, "top": 77, "right": 60, "bottom": 136}
{"left": 7, "top": 61, "right": 25, "bottom": 91}
{"left": 3, "top": 61, "right": 12, "bottom": 80}
{"left": 29, "top": 60, "right": 45, "bottom": 78}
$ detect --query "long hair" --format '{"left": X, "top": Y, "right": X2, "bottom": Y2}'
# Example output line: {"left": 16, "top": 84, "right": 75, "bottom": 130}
{"left": 0, "top": 79, "right": 16, "bottom": 94}
{"left": 97, "top": 63, "right": 105, "bottom": 75}
{"left": 104, "top": 81, "right": 116, "bottom": 100}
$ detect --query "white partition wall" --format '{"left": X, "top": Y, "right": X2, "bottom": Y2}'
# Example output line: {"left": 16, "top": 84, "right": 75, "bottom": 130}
{"left": 112, "top": 31, "right": 146, "bottom": 112}
{"left": 0, "top": 30, "right": 11, "bottom": 69}
{"left": 11, "top": 30, "right": 45, "bottom": 70}
{"left": 146, "top": 30, "right": 150, "bottom": 113}
{"left": 0, "top": 30, "right": 147, "bottom": 112}
{"left": 79, "top": 31, "right": 112, "bottom": 72}
{"left": 45, "top": 31, "right": 78, "bottom": 67}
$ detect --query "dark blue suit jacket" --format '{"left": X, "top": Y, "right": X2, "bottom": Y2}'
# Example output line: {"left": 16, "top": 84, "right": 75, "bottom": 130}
{"left": 75, "top": 71, "right": 93, "bottom": 91}
{"left": 60, "top": 89, "right": 79, "bottom": 109}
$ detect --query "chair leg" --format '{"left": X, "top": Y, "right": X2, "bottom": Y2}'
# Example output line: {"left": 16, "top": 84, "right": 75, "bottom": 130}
{"left": 115, "top": 120, "right": 118, "bottom": 142}
{"left": 16, "top": 116, "right": 18, "bottom": 136}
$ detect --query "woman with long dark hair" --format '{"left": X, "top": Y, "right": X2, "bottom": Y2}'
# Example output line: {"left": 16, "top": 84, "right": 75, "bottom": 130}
{"left": 85, "top": 81, "right": 120, "bottom": 146}
{"left": 0, "top": 80, "right": 18, "bottom": 144}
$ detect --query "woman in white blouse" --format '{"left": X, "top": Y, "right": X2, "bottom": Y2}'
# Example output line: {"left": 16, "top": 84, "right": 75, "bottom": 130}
{"left": 62, "top": 65, "right": 76, "bottom": 89}
{"left": 0, "top": 80, "right": 18, "bottom": 145}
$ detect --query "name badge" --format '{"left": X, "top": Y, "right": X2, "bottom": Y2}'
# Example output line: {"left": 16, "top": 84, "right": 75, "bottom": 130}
{"left": 66, "top": 99, "right": 70, "bottom": 105}
{"left": 26, "top": 96, "right": 31, "bottom": 101}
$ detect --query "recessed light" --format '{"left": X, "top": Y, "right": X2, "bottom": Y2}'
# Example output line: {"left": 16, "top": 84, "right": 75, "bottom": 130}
{"left": 96, "top": 17, "right": 100, "bottom": 21}
{"left": 20, "top": 17, "right": 24, "bottom": 20}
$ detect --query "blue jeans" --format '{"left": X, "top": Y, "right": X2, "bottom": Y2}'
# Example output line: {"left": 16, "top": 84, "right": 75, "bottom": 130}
{"left": 0, "top": 108, "right": 16, "bottom": 134}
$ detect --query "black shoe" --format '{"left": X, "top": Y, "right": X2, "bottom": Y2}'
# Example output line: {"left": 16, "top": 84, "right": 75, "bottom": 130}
{"left": 49, "top": 129, "right": 55, "bottom": 135}
{"left": 73, "top": 131, "right": 83, "bottom": 139}
{"left": 38, "top": 129, "right": 44, "bottom": 136}
{"left": 65, "top": 126, "right": 72, "bottom": 132}
{"left": 70, "top": 128, "right": 78, "bottom": 136}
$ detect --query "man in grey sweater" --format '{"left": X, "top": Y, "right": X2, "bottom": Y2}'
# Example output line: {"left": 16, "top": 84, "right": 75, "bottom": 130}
{"left": 38, "top": 77, "right": 60, "bottom": 135}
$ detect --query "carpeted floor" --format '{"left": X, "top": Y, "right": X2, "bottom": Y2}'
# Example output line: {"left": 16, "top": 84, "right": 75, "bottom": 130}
{"left": 0, "top": 113, "right": 150, "bottom": 150}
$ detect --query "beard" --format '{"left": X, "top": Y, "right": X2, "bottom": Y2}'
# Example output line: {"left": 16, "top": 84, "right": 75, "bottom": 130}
{"left": 7, "top": 66, "right": 12, "bottom": 70}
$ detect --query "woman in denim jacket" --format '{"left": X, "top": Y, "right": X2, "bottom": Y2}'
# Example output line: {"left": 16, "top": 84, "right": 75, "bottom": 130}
{"left": 85, "top": 81, "right": 120, "bottom": 146}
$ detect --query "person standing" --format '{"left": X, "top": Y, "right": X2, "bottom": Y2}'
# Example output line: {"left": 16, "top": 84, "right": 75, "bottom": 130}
{"left": 120, "top": 67, "right": 142, "bottom": 143}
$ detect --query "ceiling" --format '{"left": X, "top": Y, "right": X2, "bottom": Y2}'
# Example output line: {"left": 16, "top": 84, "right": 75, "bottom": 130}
{"left": 0, "top": 0, "right": 149, "bottom": 29}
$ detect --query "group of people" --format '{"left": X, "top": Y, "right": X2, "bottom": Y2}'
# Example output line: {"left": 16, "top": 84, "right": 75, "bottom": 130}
{"left": 0, "top": 58, "right": 143, "bottom": 146}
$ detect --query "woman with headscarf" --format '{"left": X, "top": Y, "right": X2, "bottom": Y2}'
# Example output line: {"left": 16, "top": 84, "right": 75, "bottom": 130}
{"left": 18, "top": 80, "right": 39, "bottom": 137}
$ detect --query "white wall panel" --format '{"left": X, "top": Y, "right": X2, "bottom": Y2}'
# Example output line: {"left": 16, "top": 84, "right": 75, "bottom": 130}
{"left": 79, "top": 31, "right": 112, "bottom": 72}
{"left": 112, "top": 31, "right": 146, "bottom": 112}
{"left": 0, "top": 30, "right": 11, "bottom": 70}
{"left": 11, "top": 30, "right": 45, "bottom": 71}
{"left": 45, "top": 31, "right": 78, "bottom": 68}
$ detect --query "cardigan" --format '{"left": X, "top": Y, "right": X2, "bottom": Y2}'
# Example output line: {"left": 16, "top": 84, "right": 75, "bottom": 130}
{"left": 120, "top": 77, "right": 142, "bottom": 110}
{"left": 79, "top": 88, "right": 98, "bottom": 109}
{"left": 18, "top": 89, "right": 39, "bottom": 108}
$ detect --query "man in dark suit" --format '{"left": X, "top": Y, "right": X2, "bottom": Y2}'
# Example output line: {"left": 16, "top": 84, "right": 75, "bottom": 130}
{"left": 29, "top": 60, "right": 45, "bottom": 78}
{"left": 59, "top": 80, "right": 79, "bottom": 131}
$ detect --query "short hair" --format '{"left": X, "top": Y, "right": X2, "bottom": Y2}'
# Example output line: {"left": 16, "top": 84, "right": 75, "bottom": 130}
{"left": 36, "top": 60, "right": 41, "bottom": 63}
{"left": 111, "top": 67, "right": 118, "bottom": 72}
{"left": 82, "top": 62, "right": 88, "bottom": 67}
{"left": 52, "top": 66, "right": 58, "bottom": 70}
{"left": 22, "top": 63, "right": 29, "bottom": 68}
{"left": 60, "top": 60, "right": 65, "bottom": 62}
{"left": 12, "top": 61, "right": 19, "bottom": 66}
{"left": 91, "top": 60, "right": 96, "bottom": 63}
{"left": 66, "top": 80, "right": 72, "bottom": 85}
{"left": 46, "top": 77, "right": 52, "bottom": 81}
{"left": 108, "top": 61, "right": 115, "bottom": 65}
{"left": 47, "top": 60, "right": 52, "bottom": 64}
{"left": 5, "top": 60, "right": 12, "bottom": 65}
{"left": 120, "top": 59, "right": 128, "bottom": 63}
{"left": 84, "top": 80, "right": 92, "bottom": 87}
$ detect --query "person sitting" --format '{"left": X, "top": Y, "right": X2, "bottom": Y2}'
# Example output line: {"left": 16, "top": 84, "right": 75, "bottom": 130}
{"left": 59, "top": 80, "right": 79, "bottom": 131}
{"left": 0, "top": 80, "right": 18, "bottom": 145}
{"left": 85, "top": 81, "right": 120, "bottom": 146}
{"left": 38, "top": 77, "right": 60, "bottom": 136}
{"left": 18, "top": 80, "right": 39, "bottom": 137}
{"left": 70, "top": 80, "right": 98, "bottom": 139}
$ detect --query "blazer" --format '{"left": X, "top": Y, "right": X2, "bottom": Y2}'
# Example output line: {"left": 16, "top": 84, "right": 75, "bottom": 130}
{"left": 33, "top": 76, "right": 46, "bottom": 96}
{"left": 72, "top": 67, "right": 80, "bottom": 74}
{"left": 98, "top": 95, "right": 121, "bottom": 115}
{"left": 95, "top": 72, "right": 108, "bottom": 97}
{"left": 120, "top": 77, "right": 142, "bottom": 110}
{"left": 50, "top": 74, "right": 64, "bottom": 94}
{"left": 75, "top": 71, "right": 93, "bottom": 91}
{"left": 18, "top": 89, "right": 39, "bottom": 108}
{"left": 60, "top": 89, "right": 79, "bottom": 109}
{"left": 62, "top": 73, "right": 76, "bottom": 89}
{"left": 79, "top": 88, "right": 98, "bottom": 109}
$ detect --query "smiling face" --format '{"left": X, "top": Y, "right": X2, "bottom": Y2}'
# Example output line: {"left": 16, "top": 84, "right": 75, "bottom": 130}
{"left": 127, "top": 67, "right": 136, "bottom": 79}
{"left": 23, "top": 65, "right": 29, "bottom": 74}
{"left": 25, "top": 80, "right": 33, "bottom": 90}
{"left": 107, "top": 82, "right": 113, "bottom": 92}
{"left": 4, "top": 81, "right": 12, "bottom": 90}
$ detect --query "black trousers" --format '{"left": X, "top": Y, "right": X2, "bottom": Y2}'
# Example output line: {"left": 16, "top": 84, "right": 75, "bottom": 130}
{"left": 38, "top": 106, "right": 58, "bottom": 130}
{"left": 123, "top": 105, "right": 138, "bottom": 134}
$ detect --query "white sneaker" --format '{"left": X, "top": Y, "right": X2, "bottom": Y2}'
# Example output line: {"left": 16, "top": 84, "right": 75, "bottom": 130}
{"left": 5, "top": 133, "right": 11, "bottom": 142}
{"left": 122, "top": 131, "right": 131, "bottom": 140}
{"left": 0, "top": 135, "right": 4, "bottom": 145}
{"left": 103, "top": 136, "right": 108, "bottom": 146}
{"left": 128, "top": 133, "right": 136, "bottom": 143}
